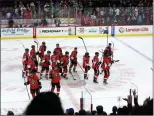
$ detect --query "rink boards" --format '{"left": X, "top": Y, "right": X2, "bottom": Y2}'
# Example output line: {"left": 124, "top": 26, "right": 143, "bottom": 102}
{"left": 0, "top": 25, "right": 153, "bottom": 40}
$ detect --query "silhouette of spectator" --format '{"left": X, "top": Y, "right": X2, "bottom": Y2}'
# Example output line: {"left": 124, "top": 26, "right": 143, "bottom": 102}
{"left": 7, "top": 111, "right": 14, "bottom": 115}
{"left": 110, "top": 106, "right": 117, "bottom": 115}
{"left": 96, "top": 105, "right": 107, "bottom": 115}
{"left": 23, "top": 91, "right": 64, "bottom": 115}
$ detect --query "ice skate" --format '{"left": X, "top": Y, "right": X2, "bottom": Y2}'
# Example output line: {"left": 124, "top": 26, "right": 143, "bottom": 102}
{"left": 93, "top": 79, "right": 98, "bottom": 83}
{"left": 103, "top": 79, "right": 108, "bottom": 84}
{"left": 45, "top": 74, "right": 48, "bottom": 80}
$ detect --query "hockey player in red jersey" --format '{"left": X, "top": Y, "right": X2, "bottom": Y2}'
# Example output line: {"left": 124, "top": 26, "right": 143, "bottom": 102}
{"left": 101, "top": 43, "right": 113, "bottom": 73}
{"left": 60, "top": 51, "right": 69, "bottom": 79}
{"left": 102, "top": 56, "right": 111, "bottom": 84}
{"left": 30, "top": 45, "right": 38, "bottom": 71}
{"left": 83, "top": 52, "right": 90, "bottom": 79}
{"left": 103, "top": 43, "right": 113, "bottom": 63}
{"left": 54, "top": 43, "right": 62, "bottom": 58}
{"left": 49, "top": 66, "right": 61, "bottom": 96}
{"left": 40, "top": 51, "right": 51, "bottom": 79}
{"left": 51, "top": 50, "right": 60, "bottom": 69}
{"left": 38, "top": 42, "right": 46, "bottom": 61}
{"left": 69, "top": 47, "right": 78, "bottom": 73}
{"left": 27, "top": 54, "right": 38, "bottom": 73}
{"left": 22, "top": 48, "right": 30, "bottom": 77}
{"left": 24, "top": 70, "right": 42, "bottom": 98}
{"left": 92, "top": 52, "right": 100, "bottom": 83}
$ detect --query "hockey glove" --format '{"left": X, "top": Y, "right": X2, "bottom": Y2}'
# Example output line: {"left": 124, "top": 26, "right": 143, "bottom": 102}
{"left": 49, "top": 75, "right": 53, "bottom": 79}
{"left": 87, "top": 66, "right": 91, "bottom": 70}
{"left": 36, "top": 51, "right": 39, "bottom": 55}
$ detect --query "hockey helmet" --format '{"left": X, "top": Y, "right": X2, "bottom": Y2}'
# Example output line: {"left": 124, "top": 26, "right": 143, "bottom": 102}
{"left": 47, "top": 50, "right": 51, "bottom": 54}
{"left": 85, "top": 52, "right": 89, "bottom": 56}
{"left": 65, "top": 51, "right": 69, "bottom": 55}
{"left": 42, "top": 42, "right": 45, "bottom": 44}
{"left": 25, "top": 48, "right": 29, "bottom": 52}
{"left": 31, "top": 45, "right": 35, "bottom": 48}
{"left": 56, "top": 43, "right": 59, "bottom": 47}
{"left": 95, "top": 52, "right": 99, "bottom": 56}
{"left": 74, "top": 47, "right": 77, "bottom": 49}
{"left": 109, "top": 43, "right": 112, "bottom": 46}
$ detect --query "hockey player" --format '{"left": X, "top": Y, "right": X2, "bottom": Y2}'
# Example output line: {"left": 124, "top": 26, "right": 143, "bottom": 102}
{"left": 49, "top": 66, "right": 61, "bottom": 96}
{"left": 102, "top": 56, "right": 111, "bottom": 84}
{"left": 83, "top": 52, "right": 90, "bottom": 79}
{"left": 30, "top": 45, "right": 38, "bottom": 71}
{"left": 54, "top": 43, "right": 62, "bottom": 58}
{"left": 92, "top": 52, "right": 100, "bottom": 83}
{"left": 40, "top": 51, "right": 51, "bottom": 79}
{"left": 24, "top": 69, "right": 42, "bottom": 98}
{"left": 38, "top": 42, "right": 46, "bottom": 61}
{"left": 69, "top": 47, "right": 78, "bottom": 73}
{"left": 101, "top": 43, "right": 113, "bottom": 74}
{"left": 60, "top": 51, "right": 69, "bottom": 79}
{"left": 103, "top": 43, "right": 113, "bottom": 63}
{"left": 51, "top": 50, "right": 60, "bottom": 69}
{"left": 22, "top": 48, "right": 30, "bottom": 77}
{"left": 27, "top": 54, "right": 38, "bottom": 74}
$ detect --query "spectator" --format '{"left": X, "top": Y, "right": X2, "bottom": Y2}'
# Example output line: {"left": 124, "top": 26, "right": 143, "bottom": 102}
{"left": 96, "top": 105, "right": 107, "bottom": 115}
{"left": 79, "top": 109, "right": 86, "bottom": 115}
{"left": 7, "top": 111, "right": 14, "bottom": 115}
{"left": 91, "top": 110, "right": 97, "bottom": 115}
{"left": 23, "top": 91, "right": 64, "bottom": 115}
{"left": 137, "top": 15, "right": 143, "bottom": 24}
{"left": 67, "top": 108, "right": 74, "bottom": 115}
{"left": 110, "top": 106, "right": 117, "bottom": 115}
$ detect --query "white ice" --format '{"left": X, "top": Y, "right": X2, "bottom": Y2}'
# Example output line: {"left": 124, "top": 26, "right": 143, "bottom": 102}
{"left": 1, "top": 36, "right": 153, "bottom": 115}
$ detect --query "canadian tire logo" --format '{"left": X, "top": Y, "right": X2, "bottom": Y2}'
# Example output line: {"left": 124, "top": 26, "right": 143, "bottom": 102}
{"left": 119, "top": 27, "right": 125, "bottom": 33}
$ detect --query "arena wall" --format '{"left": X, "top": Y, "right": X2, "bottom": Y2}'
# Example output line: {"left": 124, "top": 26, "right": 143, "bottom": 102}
{"left": 0, "top": 25, "right": 153, "bottom": 40}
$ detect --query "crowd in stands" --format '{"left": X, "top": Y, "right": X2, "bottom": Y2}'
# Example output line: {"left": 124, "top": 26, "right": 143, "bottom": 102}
{"left": 7, "top": 91, "right": 153, "bottom": 115}
{"left": 0, "top": 0, "right": 153, "bottom": 27}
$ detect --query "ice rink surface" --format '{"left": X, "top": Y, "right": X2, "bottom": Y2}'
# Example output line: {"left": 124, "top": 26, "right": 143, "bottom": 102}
{"left": 1, "top": 36, "right": 153, "bottom": 115}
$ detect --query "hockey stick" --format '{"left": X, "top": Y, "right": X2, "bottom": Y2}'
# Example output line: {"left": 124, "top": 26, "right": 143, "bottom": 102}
{"left": 78, "top": 37, "right": 88, "bottom": 52}
{"left": 111, "top": 41, "right": 114, "bottom": 49}
{"left": 34, "top": 40, "right": 40, "bottom": 62}
{"left": 69, "top": 72, "right": 76, "bottom": 80}
{"left": 17, "top": 40, "right": 30, "bottom": 100}
{"left": 151, "top": 68, "right": 153, "bottom": 71}
{"left": 24, "top": 77, "right": 31, "bottom": 100}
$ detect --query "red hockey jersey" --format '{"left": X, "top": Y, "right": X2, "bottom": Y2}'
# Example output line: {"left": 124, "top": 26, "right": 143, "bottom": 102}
{"left": 61, "top": 55, "right": 69, "bottom": 66}
{"left": 30, "top": 48, "right": 36, "bottom": 58}
{"left": 54, "top": 47, "right": 62, "bottom": 56}
{"left": 70, "top": 50, "right": 78, "bottom": 61}
{"left": 92, "top": 56, "right": 99, "bottom": 69}
{"left": 50, "top": 69, "right": 61, "bottom": 83}
{"left": 27, "top": 73, "right": 39, "bottom": 89}
{"left": 27, "top": 58, "right": 36, "bottom": 70}
{"left": 22, "top": 53, "right": 29, "bottom": 65}
{"left": 39, "top": 45, "right": 45, "bottom": 57}
{"left": 83, "top": 56, "right": 90, "bottom": 68}
{"left": 42, "top": 54, "right": 50, "bottom": 67}
{"left": 51, "top": 54, "right": 60, "bottom": 67}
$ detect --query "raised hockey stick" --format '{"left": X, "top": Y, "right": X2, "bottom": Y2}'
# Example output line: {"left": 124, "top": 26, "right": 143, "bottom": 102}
{"left": 78, "top": 37, "right": 88, "bottom": 52}
{"left": 34, "top": 40, "right": 40, "bottom": 62}
{"left": 151, "top": 68, "right": 153, "bottom": 71}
